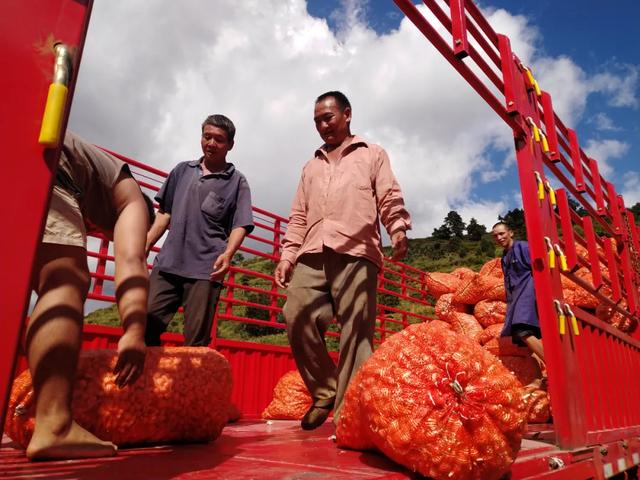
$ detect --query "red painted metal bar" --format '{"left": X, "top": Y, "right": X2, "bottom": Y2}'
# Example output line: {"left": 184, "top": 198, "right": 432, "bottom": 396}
{"left": 582, "top": 217, "right": 603, "bottom": 290}
{"left": 603, "top": 238, "right": 622, "bottom": 303}
{"left": 555, "top": 189, "right": 578, "bottom": 272}
{"left": 448, "top": 0, "right": 469, "bottom": 58}
{"left": 423, "top": 0, "right": 503, "bottom": 91}
{"left": 0, "top": 0, "right": 93, "bottom": 429}
{"left": 392, "top": 0, "right": 523, "bottom": 136}
{"left": 567, "top": 129, "right": 586, "bottom": 193}
{"left": 606, "top": 182, "right": 625, "bottom": 239}
{"left": 589, "top": 158, "right": 607, "bottom": 216}
{"left": 540, "top": 91, "right": 560, "bottom": 162}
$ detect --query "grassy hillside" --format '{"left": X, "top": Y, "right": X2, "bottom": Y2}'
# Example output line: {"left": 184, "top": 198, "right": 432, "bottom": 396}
{"left": 85, "top": 233, "right": 501, "bottom": 348}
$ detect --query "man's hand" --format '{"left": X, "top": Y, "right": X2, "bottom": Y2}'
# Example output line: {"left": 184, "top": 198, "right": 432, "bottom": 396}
{"left": 210, "top": 251, "right": 233, "bottom": 282}
{"left": 274, "top": 260, "right": 293, "bottom": 289}
{"left": 114, "top": 329, "right": 146, "bottom": 388}
{"left": 390, "top": 230, "right": 408, "bottom": 261}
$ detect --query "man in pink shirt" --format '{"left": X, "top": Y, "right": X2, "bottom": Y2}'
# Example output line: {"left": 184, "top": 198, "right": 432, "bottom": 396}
{"left": 274, "top": 91, "right": 411, "bottom": 430}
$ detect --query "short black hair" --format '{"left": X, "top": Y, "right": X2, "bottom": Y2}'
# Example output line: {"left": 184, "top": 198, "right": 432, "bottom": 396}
{"left": 491, "top": 221, "right": 512, "bottom": 231}
{"left": 201, "top": 114, "right": 236, "bottom": 143}
{"left": 315, "top": 91, "right": 351, "bottom": 112}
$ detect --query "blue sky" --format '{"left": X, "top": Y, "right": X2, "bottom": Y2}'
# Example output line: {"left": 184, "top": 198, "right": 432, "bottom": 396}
{"left": 306, "top": 0, "right": 640, "bottom": 218}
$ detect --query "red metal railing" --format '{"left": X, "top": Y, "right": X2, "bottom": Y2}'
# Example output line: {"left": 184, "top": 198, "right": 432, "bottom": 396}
{"left": 392, "top": 0, "right": 640, "bottom": 450}
{"left": 49, "top": 149, "right": 434, "bottom": 416}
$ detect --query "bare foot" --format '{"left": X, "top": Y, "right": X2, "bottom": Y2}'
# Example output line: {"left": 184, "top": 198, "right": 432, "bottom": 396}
{"left": 26, "top": 420, "right": 117, "bottom": 461}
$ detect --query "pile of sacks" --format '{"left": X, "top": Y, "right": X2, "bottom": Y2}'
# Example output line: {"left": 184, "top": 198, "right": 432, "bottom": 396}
{"left": 426, "top": 258, "right": 549, "bottom": 423}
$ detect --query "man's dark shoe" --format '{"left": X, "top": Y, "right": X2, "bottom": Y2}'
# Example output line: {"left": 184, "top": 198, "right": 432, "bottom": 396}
{"left": 301, "top": 404, "right": 333, "bottom": 430}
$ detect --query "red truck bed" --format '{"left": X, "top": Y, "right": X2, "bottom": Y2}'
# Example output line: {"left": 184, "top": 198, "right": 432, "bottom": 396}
{"left": 1, "top": 421, "right": 580, "bottom": 480}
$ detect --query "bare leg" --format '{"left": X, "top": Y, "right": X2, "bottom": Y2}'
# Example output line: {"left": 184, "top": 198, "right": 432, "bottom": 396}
{"left": 26, "top": 244, "right": 116, "bottom": 460}
{"left": 522, "top": 335, "right": 545, "bottom": 363}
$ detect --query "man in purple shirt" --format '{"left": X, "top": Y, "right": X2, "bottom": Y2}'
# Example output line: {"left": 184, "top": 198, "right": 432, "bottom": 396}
{"left": 491, "top": 222, "right": 544, "bottom": 362}
{"left": 145, "top": 115, "right": 254, "bottom": 347}
{"left": 275, "top": 91, "right": 411, "bottom": 430}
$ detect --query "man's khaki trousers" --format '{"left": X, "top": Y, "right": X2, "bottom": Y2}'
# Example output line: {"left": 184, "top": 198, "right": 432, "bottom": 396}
{"left": 283, "top": 249, "right": 377, "bottom": 421}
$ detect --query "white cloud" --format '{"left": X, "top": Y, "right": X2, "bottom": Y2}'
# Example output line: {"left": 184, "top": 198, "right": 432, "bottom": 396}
{"left": 621, "top": 171, "right": 640, "bottom": 206}
{"left": 589, "top": 66, "right": 640, "bottom": 108}
{"left": 458, "top": 199, "right": 508, "bottom": 231}
{"left": 583, "top": 139, "right": 630, "bottom": 177}
{"left": 590, "top": 113, "right": 619, "bottom": 131}
{"left": 67, "top": 1, "right": 635, "bottom": 240}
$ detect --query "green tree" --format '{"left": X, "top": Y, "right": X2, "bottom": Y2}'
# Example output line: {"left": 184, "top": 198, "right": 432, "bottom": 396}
{"left": 466, "top": 218, "right": 487, "bottom": 241}
{"left": 630, "top": 202, "right": 640, "bottom": 223}
{"left": 432, "top": 224, "right": 452, "bottom": 240}
{"left": 444, "top": 210, "right": 466, "bottom": 239}
{"left": 499, "top": 208, "right": 526, "bottom": 239}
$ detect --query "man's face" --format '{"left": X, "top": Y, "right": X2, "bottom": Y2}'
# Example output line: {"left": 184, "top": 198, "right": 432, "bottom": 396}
{"left": 201, "top": 125, "right": 233, "bottom": 164}
{"left": 491, "top": 225, "right": 514, "bottom": 249}
{"left": 313, "top": 97, "right": 351, "bottom": 148}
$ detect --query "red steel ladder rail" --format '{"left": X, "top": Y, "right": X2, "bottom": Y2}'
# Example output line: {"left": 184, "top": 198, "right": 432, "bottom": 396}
{"left": 392, "top": 0, "right": 640, "bottom": 457}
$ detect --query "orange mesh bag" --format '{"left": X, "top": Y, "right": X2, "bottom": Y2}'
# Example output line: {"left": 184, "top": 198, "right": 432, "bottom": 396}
{"left": 333, "top": 366, "right": 375, "bottom": 451}
{"left": 336, "top": 321, "right": 528, "bottom": 480}
{"left": 4, "top": 347, "right": 232, "bottom": 448}
{"left": 435, "top": 293, "right": 468, "bottom": 322}
{"left": 261, "top": 370, "right": 312, "bottom": 420}
{"left": 478, "top": 324, "right": 503, "bottom": 346}
{"left": 484, "top": 338, "right": 531, "bottom": 358}
{"left": 426, "top": 272, "right": 461, "bottom": 299}
{"left": 451, "top": 267, "right": 477, "bottom": 282}
{"left": 479, "top": 258, "right": 503, "bottom": 279}
{"left": 523, "top": 386, "right": 551, "bottom": 423}
{"left": 449, "top": 312, "right": 484, "bottom": 342}
{"left": 453, "top": 274, "right": 505, "bottom": 305}
{"left": 474, "top": 300, "right": 507, "bottom": 328}
{"left": 429, "top": 319, "right": 453, "bottom": 331}
{"left": 498, "top": 356, "right": 542, "bottom": 386}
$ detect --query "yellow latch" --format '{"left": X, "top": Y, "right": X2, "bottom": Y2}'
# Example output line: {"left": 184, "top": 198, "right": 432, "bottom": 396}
{"left": 38, "top": 43, "right": 71, "bottom": 147}
{"left": 554, "top": 300, "right": 566, "bottom": 335}
{"left": 545, "top": 237, "right": 556, "bottom": 269}
{"left": 545, "top": 180, "right": 557, "bottom": 208}
{"left": 535, "top": 171, "right": 545, "bottom": 201}
{"left": 564, "top": 304, "right": 580, "bottom": 336}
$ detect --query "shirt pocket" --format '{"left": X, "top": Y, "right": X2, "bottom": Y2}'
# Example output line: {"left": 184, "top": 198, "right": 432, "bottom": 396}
{"left": 353, "top": 183, "right": 375, "bottom": 217}
{"left": 201, "top": 191, "right": 227, "bottom": 222}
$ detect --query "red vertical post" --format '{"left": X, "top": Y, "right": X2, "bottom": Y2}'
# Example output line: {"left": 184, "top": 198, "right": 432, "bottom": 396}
{"left": 568, "top": 129, "right": 586, "bottom": 192}
{"left": 270, "top": 218, "right": 282, "bottom": 324}
{"left": 93, "top": 237, "right": 110, "bottom": 295}
{"left": 582, "top": 217, "right": 603, "bottom": 290}
{"left": 603, "top": 239, "right": 622, "bottom": 303}
{"left": 540, "top": 91, "right": 560, "bottom": 162}
{"left": 556, "top": 189, "right": 578, "bottom": 272}
{"left": 0, "top": 0, "right": 93, "bottom": 427}
{"left": 449, "top": 0, "right": 469, "bottom": 58}
{"left": 589, "top": 158, "right": 607, "bottom": 216}
{"left": 501, "top": 35, "right": 587, "bottom": 448}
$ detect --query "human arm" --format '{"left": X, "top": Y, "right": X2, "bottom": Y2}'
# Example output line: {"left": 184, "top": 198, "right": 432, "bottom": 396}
{"left": 374, "top": 148, "right": 411, "bottom": 261}
{"left": 274, "top": 175, "right": 308, "bottom": 288}
{"left": 145, "top": 210, "right": 171, "bottom": 255}
{"left": 210, "top": 226, "right": 248, "bottom": 282}
{"left": 111, "top": 174, "right": 150, "bottom": 388}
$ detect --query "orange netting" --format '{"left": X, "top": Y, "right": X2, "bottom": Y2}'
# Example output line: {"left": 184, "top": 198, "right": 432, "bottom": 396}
{"left": 426, "top": 272, "right": 461, "bottom": 299}
{"left": 478, "top": 323, "right": 503, "bottom": 346}
{"left": 336, "top": 321, "right": 528, "bottom": 480}
{"left": 479, "top": 258, "right": 503, "bottom": 279}
{"left": 523, "top": 386, "right": 551, "bottom": 423}
{"left": 261, "top": 370, "right": 312, "bottom": 420}
{"left": 448, "top": 312, "right": 484, "bottom": 343}
{"left": 474, "top": 300, "right": 507, "bottom": 328}
{"left": 498, "top": 356, "right": 542, "bottom": 387}
{"left": 4, "top": 347, "right": 232, "bottom": 447}
{"left": 435, "top": 293, "right": 469, "bottom": 322}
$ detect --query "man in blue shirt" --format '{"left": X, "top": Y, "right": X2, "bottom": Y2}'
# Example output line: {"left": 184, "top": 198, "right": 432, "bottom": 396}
{"left": 491, "top": 221, "right": 545, "bottom": 362}
{"left": 145, "top": 115, "right": 254, "bottom": 346}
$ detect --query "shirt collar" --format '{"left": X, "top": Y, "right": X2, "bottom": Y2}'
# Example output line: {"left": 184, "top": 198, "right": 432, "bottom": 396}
{"left": 188, "top": 158, "right": 236, "bottom": 178}
{"left": 314, "top": 135, "right": 369, "bottom": 160}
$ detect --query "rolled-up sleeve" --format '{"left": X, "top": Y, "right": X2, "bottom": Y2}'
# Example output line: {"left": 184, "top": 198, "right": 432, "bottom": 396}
{"left": 374, "top": 147, "right": 411, "bottom": 236}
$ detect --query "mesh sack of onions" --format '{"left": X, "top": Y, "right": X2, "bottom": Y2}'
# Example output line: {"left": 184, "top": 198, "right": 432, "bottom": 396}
{"left": 336, "top": 321, "right": 528, "bottom": 480}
